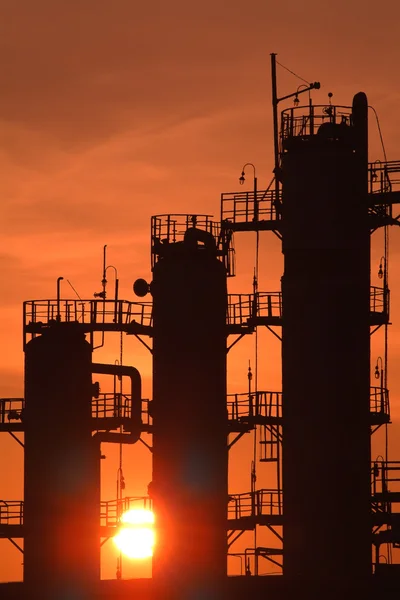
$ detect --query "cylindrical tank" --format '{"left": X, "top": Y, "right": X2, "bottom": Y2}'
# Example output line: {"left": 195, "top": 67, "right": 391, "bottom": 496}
{"left": 151, "top": 225, "right": 228, "bottom": 599}
{"left": 24, "top": 324, "right": 100, "bottom": 598}
{"left": 281, "top": 94, "right": 371, "bottom": 591}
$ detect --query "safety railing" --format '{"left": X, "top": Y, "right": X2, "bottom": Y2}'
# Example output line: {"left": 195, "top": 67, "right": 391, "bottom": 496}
{"left": 151, "top": 214, "right": 235, "bottom": 276}
{"left": 0, "top": 386, "right": 388, "bottom": 430}
{"left": 1, "top": 492, "right": 282, "bottom": 533}
{"left": 0, "top": 498, "right": 152, "bottom": 531}
{"left": 23, "top": 299, "right": 153, "bottom": 347}
{"left": 228, "top": 489, "right": 282, "bottom": 521}
{"left": 227, "top": 288, "right": 387, "bottom": 330}
{"left": 92, "top": 393, "right": 133, "bottom": 420}
{"left": 0, "top": 501, "right": 23, "bottom": 525}
{"left": 220, "top": 188, "right": 281, "bottom": 227}
{"left": 370, "top": 386, "right": 390, "bottom": 420}
{"left": 259, "top": 424, "right": 281, "bottom": 463}
{"left": 227, "top": 293, "right": 282, "bottom": 329}
{"left": 100, "top": 496, "right": 152, "bottom": 528}
{"left": 24, "top": 299, "right": 152, "bottom": 329}
{"left": 370, "top": 286, "right": 389, "bottom": 316}
{"left": 227, "top": 391, "right": 282, "bottom": 423}
{"left": 369, "top": 160, "right": 400, "bottom": 196}
{"left": 0, "top": 396, "right": 145, "bottom": 430}
{"left": 0, "top": 399, "right": 24, "bottom": 424}
{"left": 152, "top": 214, "right": 219, "bottom": 246}
{"left": 256, "top": 293, "right": 283, "bottom": 322}
{"left": 371, "top": 461, "right": 400, "bottom": 519}
{"left": 280, "top": 104, "right": 352, "bottom": 141}
{"left": 227, "top": 294, "right": 255, "bottom": 326}
{"left": 372, "top": 461, "right": 400, "bottom": 496}
{"left": 23, "top": 287, "right": 386, "bottom": 342}
{"left": 141, "top": 399, "right": 152, "bottom": 429}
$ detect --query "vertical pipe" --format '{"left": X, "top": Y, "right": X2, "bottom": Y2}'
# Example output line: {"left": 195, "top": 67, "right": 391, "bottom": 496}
{"left": 271, "top": 53, "right": 279, "bottom": 184}
{"left": 56, "top": 277, "right": 63, "bottom": 322}
{"left": 254, "top": 176, "right": 258, "bottom": 222}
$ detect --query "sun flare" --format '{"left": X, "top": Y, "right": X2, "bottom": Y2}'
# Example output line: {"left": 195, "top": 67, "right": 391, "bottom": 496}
{"left": 113, "top": 508, "right": 155, "bottom": 559}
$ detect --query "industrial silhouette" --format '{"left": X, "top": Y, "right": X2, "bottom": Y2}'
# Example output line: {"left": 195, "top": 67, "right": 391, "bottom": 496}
{"left": 1, "top": 55, "right": 400, "bottom": 598}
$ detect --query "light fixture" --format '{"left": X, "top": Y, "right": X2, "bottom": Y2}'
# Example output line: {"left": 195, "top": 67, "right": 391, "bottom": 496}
{"left": 374, "top": 364, "right": 380, "bottom": 380}
{"left": 239, "top": 171, "right": 245, "bottom": 185}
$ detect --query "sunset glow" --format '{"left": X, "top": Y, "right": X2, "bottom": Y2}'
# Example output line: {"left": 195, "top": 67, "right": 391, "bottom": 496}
{"left": 1, "top": 0, "right": 400, "bottom": 584}
{"left": 113, "top": 509, "right": 155, "bottom": 559}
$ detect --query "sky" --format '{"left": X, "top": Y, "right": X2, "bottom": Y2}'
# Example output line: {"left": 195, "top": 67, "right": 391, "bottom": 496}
{"left": 1, "top": 0, "right": 400, "bottom": 582}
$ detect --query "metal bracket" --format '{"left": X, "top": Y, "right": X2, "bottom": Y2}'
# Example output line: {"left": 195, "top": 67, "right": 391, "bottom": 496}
{"left": 256, "top": 549, "right": 282, "bottom": 570}
{"left": 265, "top": 523, "right": 283, "bottom": 543}
{"left": 227, "top": 529, "right": 245, "bottom": 549}
{"left": 132, "top": 334, "right": 153, "bottom": 354}
{"left": 7, "top": 538, "right": 23, "bottom": 554}
{"left": 370, "top": 324, "right": 382, "bottom": 336}
{"left": 227, "top": 334, "right": 246, "bottom": 352}
{"left": 139, "top": 437, "right": 153, "bottom": 453}
{"left": 8, "top": 431, "right": 24, "bottom": 448}
{"left": 228, "top": 431, "right": 247, "bottom": 450}
{"left": 266, "top": 325, "right": 282, "bottom": 342}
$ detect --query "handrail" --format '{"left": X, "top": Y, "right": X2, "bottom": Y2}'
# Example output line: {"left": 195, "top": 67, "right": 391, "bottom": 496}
{"left": 280, "top": 104, "right": 352, "bottom": 141}
{"left": 24, "top": 299, "right": 152, "bottom": 328}
{"left": 222, "top": 162, "right": 400, "bottom": 230}
{"left": 2, "top": 463, "right": 398, "bottom": 532}
{"left": 227, "top": 392, "right": 282, "bottom": 422}
{"left": 372, "top": 460, "right": 400, "bottom": 496}
{"left": 0, "top": 384, "right": 390, "bottom": 427}
{"left": 0, "top": 398, "right": 24, "bottom": 424}
{"left": 100, "top": 496, "right": 153, "bottom": 527}
{"left": 0, "top": 500, "right": 24, "bottom": 525}
{"left": 151, "top": 214, "right": 235, "bottom": 276}
{"left": 228, "top": 489, "right": 283, "bottom": 519}
{"left": 22, "top": 285, "right": 389, "bottom": 343}
{"left": 227, "top": 293, "right": 282, "bottom": 326}
{"left": 369, "top": 160, "right": 400, "bottom": 196}
{"left": 221, "top": 189, "right": 281, "bottom": 225}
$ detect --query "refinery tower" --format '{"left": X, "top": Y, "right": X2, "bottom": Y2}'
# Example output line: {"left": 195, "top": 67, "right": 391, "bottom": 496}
{"left": 1, "top": 56, "right": 400, "bottom": 599}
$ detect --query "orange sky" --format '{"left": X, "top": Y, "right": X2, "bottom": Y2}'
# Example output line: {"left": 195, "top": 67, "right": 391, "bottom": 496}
{"left": 1, "top": 0, "right": 400, "bottom": 582}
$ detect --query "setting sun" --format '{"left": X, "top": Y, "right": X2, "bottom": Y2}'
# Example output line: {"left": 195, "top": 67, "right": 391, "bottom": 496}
{"left": 113, "top": 508, "right": 155, "bottom": 559}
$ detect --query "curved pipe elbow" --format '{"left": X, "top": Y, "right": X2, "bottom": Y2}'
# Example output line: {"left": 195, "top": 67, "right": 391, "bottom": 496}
{"left": 92, "top": 363, "right": 142, "bottom": 443}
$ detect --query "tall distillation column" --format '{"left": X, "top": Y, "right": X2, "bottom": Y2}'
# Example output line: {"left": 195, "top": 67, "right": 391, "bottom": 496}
{"left": 24, "top": 324, "right": 100, "bottom": 598}
{"left": 150, "top": 216, "right": 228, "bottom": 599}
{"left": 281, "top": 95, "right": 371, "bottom": 591}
